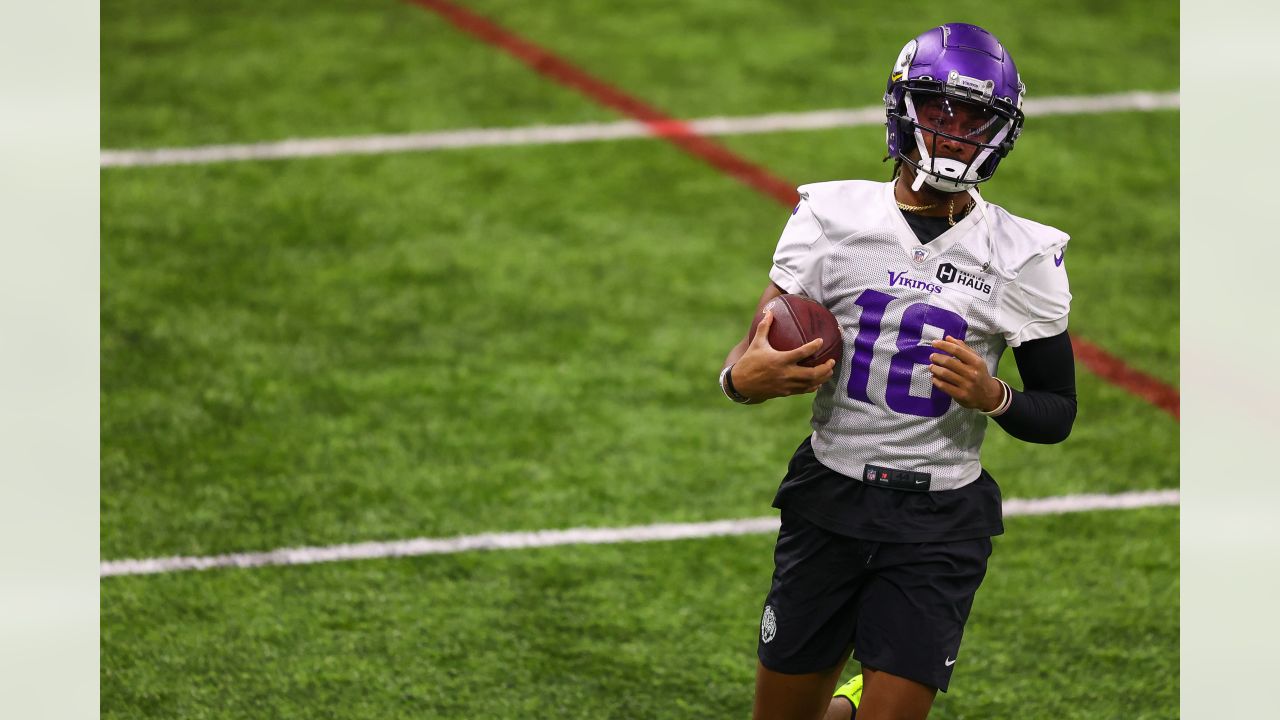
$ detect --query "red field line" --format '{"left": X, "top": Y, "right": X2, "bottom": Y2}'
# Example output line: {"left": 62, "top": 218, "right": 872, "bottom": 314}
{"left": 408, "top": 0, "right": 1180, "bottom": 420}
{"left": 1072, "top": 337, "right": 1179, "bottom": 419}
{"left": 407, "top": 0, "right": 797, "bottom": 206}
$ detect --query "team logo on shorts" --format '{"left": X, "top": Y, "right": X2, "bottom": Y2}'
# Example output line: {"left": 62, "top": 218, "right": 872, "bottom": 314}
{"left": 761, "top": 605, "right": 777, "bottom": 644}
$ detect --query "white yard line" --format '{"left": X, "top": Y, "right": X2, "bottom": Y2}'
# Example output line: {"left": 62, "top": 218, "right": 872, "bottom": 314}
{"left": 100, "top": 90, "right": 1179, "bottom": 168}
{"left": 100, "top": 488, "right": 1179, "bottom": 577}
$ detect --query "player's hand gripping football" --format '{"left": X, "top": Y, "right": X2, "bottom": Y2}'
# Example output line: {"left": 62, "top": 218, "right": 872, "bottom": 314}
{"left": 731, "top": 310, "right": 836, "bottom": 401}
{"left": 928, "top": 335, "right": 1005, "bottom": 412}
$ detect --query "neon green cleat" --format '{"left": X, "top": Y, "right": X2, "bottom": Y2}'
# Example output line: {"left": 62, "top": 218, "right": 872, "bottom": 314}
{"left": 833, "top": 673, "right": 863, "bottom": 714}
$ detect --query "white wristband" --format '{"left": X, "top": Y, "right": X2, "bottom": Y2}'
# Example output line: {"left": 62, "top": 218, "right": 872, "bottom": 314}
{"left": 979, "top": 378, "right": 1013, "bottom": 417}
{"left": 719, "top": 364, "right": 751, "bottom": 404}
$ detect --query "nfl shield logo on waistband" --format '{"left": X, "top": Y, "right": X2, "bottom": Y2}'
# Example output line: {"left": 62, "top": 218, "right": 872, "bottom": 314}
{"left": 912, "top": 247, "right": 928, "bottom": 264}
{"left": 865, "top": 469, "right": 876, "bottom": 482}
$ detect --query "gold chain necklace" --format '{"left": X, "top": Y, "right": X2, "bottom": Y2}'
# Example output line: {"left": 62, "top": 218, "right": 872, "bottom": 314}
{"left": 894, "top": 182, "right": 974, "bottom": 226}
{"left": 895, "top": 198, "right": 940, "bottom": 212}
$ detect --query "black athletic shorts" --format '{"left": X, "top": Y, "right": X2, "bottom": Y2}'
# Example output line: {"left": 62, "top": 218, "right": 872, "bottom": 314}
{"left": 756, "top": 509, "right": 992, "bottom": 692}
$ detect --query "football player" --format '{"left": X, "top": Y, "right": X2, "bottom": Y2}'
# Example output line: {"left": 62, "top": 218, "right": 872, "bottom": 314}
{"left": 718, "top": 23, "right": 1078, "bottom": 720}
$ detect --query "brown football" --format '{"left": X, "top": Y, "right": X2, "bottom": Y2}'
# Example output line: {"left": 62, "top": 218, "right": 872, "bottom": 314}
{"left": 747, "top": 294, "right": 843, "bottom": 368}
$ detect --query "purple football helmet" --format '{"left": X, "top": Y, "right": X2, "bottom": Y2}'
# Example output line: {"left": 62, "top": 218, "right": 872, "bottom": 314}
{"left": 884, "top": 24, "right": 1025, "bottom": 193}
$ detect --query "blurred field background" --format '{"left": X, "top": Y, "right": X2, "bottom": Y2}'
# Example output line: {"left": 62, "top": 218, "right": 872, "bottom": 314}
{"left": 100, "top": 1, "right": 1179, "bottom": 717}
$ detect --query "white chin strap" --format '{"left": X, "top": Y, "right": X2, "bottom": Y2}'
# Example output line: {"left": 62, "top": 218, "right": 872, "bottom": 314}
{"left": 911, "top": 157, "right": 978, "bottom": 193}
{"left": 904, "top": 92, "right": 1011, "bottom": 194}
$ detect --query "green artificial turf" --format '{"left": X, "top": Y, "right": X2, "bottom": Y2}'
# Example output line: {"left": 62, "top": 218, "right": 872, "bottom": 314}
{"left": 101, "top": 0, "right": 615, "bottom": 148}
{"left": 101, "top": 506, "right": 1177, "bottom": 719}
{"left": 102, "top": 124, "right": 1176, "bottom": 559}
{"left": 101, "top": 2, "right": 1179, "bottom": 718}
{"left": 103, "top": 0, "right": 1178, "bottom": 150}
{"left": 462, "top": 0, "right": 1178, "bottom": 116}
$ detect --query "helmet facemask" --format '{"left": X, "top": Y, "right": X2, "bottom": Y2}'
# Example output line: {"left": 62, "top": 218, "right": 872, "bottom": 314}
{"left": 899, "top": 86, "right": 1020, "bottom": 193}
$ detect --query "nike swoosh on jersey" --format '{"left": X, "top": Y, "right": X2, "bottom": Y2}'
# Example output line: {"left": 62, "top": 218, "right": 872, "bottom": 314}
{"left": 1054, "top": 252, "right": 1065, "bottom": 267}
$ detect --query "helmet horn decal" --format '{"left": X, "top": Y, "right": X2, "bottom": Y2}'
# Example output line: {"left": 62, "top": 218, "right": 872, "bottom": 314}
{"left": 890, "top": 39, "right": 918, "bottom": 84}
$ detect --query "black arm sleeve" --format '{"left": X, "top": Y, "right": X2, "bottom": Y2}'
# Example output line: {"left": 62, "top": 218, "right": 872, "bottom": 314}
{"left": 993, "top": 331, "right": 1078, "bottom": 444}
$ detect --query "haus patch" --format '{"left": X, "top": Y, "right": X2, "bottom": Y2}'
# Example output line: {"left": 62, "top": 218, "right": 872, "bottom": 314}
{"left": 935, "top": 262, "right": 993, "bottom": 300}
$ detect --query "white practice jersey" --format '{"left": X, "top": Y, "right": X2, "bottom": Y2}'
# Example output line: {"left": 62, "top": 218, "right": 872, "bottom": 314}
{"left": 770, "top": 180, "right": 1071, "bottom": 491}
